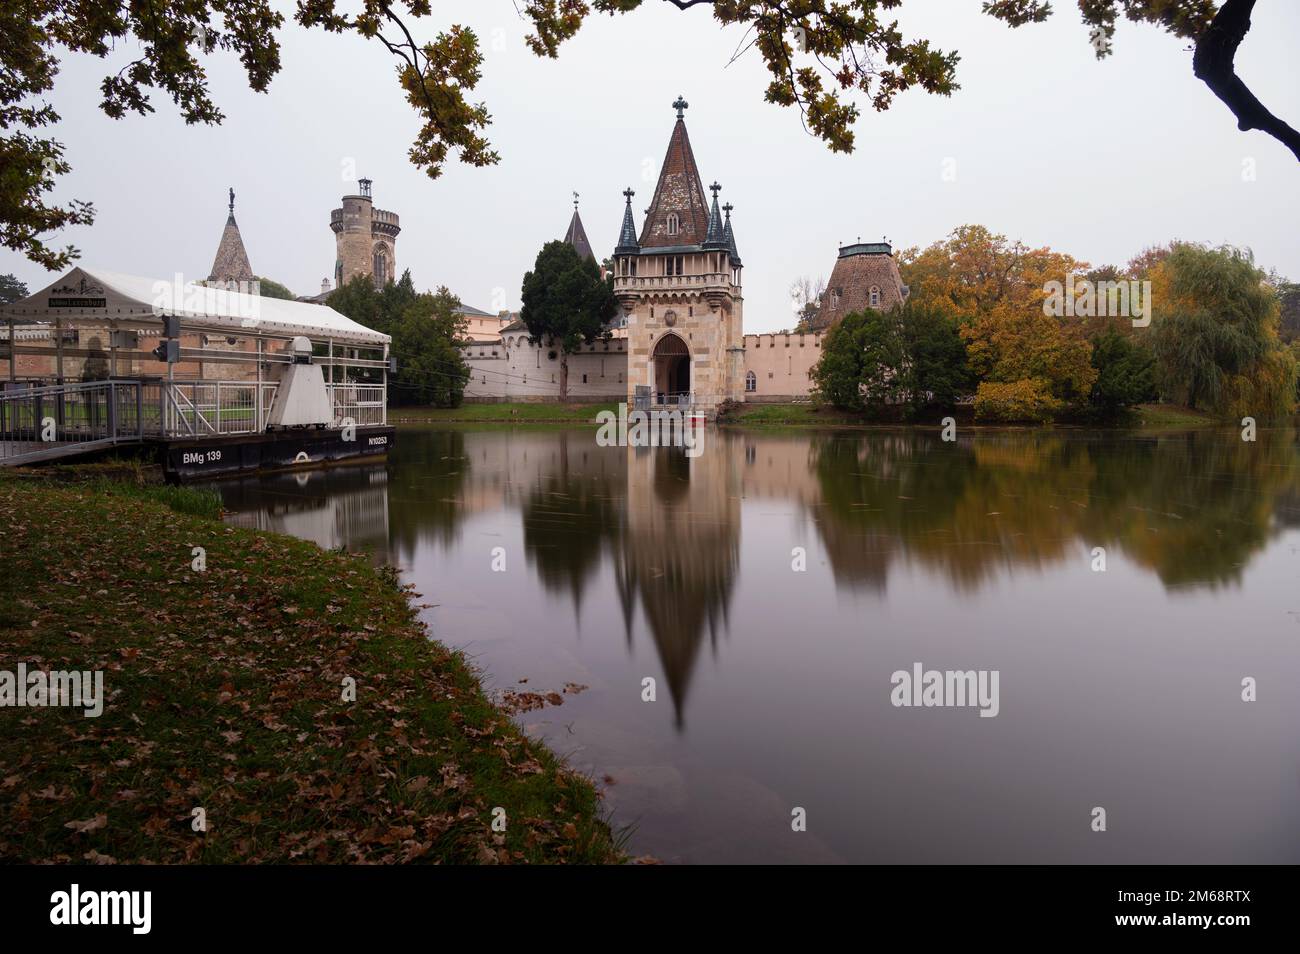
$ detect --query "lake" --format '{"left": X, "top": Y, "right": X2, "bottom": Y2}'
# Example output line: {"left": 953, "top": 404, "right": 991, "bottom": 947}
{"left": 208, "top": 424, "right": 1300, "bottom": 863}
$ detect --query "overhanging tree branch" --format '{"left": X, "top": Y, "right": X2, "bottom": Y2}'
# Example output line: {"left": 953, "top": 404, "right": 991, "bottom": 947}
{"left": 1192, "top": 0, "right": 1300, "bottom": 160}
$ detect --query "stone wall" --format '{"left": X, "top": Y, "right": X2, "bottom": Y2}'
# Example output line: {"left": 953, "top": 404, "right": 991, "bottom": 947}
{"left": 741, "top": 331, "right": 824, "bottom": 401}
{"left": 459, "top": 327, "right": 825, "bottom": 404}
{"left": 460, "top": 331, "right": 628, "bottom": 400}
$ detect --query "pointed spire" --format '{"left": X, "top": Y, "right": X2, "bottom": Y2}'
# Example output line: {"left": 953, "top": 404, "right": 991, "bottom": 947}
{"left": 703, "top": 181, "right": 726, "bottom": 249}
{"left": 208, "top": 187, "right": 254, "bottom": 285}
{"left": 563, "top": 195, "right": 596, "bottom": 263}
{"left": 615, "top": 187, "right": 639, "bottom": 255}
{"left": 722, "top": 202, "right": 741, "bottom": 265}
{"left": 639, "top": 100, "right": 711, "bottom": 248}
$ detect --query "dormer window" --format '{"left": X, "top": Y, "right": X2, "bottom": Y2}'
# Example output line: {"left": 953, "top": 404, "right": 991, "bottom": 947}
{"left": 666, "top": 213, "right": 679, "bottom": 236}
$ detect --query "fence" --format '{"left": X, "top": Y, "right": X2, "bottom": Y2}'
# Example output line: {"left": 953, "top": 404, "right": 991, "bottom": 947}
{"left": 326, "top": 383, "right": 386, "bottom": 427}
{"left": 1, "top": 377, "right": 387, "bottom": 466}
{"left": 164, "top": 381, "right": 280, "bottom": 436}
{"left": 0, "top": 380, "right": 154, "bottom": 465}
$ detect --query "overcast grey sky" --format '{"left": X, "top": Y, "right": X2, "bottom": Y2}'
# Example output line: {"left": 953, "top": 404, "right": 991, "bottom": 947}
{"left": 5, "top": 0, "right": 1298, "bottom": 332}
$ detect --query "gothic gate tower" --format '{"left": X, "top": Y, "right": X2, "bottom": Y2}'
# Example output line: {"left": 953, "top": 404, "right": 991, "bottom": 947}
{"left": 613, "top": 97, "right": 744, "bottom": 418}
{"left": 330, "top": 178, "right": 401, "bottom": 289}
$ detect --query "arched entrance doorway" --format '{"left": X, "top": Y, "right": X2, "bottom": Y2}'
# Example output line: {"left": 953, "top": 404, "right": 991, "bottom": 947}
{"left": 653, "top": 333, "right": 691, "bottom": 405}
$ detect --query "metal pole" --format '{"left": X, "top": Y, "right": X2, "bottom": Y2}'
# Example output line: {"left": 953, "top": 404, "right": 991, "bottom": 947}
{"left": 167, "top": 316, "right": 175, "bottom": 435}
{"left": 107, "top": 381, "right": 117, "bottom": 441}
{"left": 55, "top": 315, "right": 64, "bottom": 383}
{"left": 54, "top": 315, "right": 64, "bottom": 428}
{"left": 6, "top": 318, "right": 14, "bottom": 383}
{"left": 256, "top": 337, "right": 263, "bottom": 432}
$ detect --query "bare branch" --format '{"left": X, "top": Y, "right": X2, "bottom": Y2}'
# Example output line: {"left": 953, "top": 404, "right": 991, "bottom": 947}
{"left": 1192, "top": 0, "right": 1300, "bottom": 160}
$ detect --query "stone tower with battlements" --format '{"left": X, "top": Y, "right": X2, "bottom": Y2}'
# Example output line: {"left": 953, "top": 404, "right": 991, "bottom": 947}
{"left": 613, "top": 97, "right": 744, "bottom": 419}
{"left": 330, "top": 178, "right": 400, "bottom": 290}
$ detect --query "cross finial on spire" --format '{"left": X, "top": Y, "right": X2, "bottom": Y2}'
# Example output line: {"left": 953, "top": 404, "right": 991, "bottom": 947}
{"left": 572, "top": 191, "right": 579, "bottom": 209}
{"left": 228, "top": 187, "right": 235, "bottom": 215}
{"left": 710, "top": 181, "right": 721, "bottom": 198}
{"left": 673, "top": 95, "right": 688, "bottom": 119}
{"left": 623, "top": 187, "right": 635, "bottom": 203}
{"left": 723, "top": 202, "right": 733, "bottom": 217}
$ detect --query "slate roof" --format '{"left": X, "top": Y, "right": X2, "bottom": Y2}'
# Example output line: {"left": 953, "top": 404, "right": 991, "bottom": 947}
{"left": 207, "top": 214, "right": 255, "bottom": 284}
{"left": 639, "top": 116, "right": 711, "bottom": 249}
{"left": 564, "top": 207, "right": 596, "bottom": 262}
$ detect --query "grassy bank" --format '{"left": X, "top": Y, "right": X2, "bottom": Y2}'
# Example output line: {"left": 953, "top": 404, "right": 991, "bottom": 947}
{"left": 722, "top": 402, "right": 1232, "bottom": 429}
{"left": 392, "top": 402, "right": 618, "bottom": 424}
{"left": 0, "top": 474, "right": 622, "bottom": 864}
{"left": 718, "top": 403, "right": 873, "bottom": 426}
{"left": 1130, "top": 403, "right": 1220, "bottom": 428}
{"left": 392, "top": 399, "right": 1232, "bottom": 430}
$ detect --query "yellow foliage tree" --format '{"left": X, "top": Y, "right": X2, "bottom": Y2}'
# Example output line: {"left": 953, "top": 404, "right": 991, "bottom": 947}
{"left": 902, "top": 225, "right": 1097, "bottom": 421}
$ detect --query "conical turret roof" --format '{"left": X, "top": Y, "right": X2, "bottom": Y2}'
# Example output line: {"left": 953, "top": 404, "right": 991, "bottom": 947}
{"left": 722, "top": 203, "right": 741, "bottom": 265}
{"left": 563, "top": 204, "right": 596, "bottom": 262}
{"left": 207, "top": 188, "right": 254, "bottom": 285}
{"left": 703, "top": 182, "right": 726, "bottom": 249}
{"left": 639, "top": 100, "right": 711, "bottom": 249}
{"left": 615, "top": 188, "right": 639, "bottom": 255}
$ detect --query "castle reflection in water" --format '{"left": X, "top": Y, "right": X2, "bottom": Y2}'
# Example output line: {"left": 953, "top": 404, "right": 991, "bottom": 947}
{"left": 212, "top": 426, "right": 1300, "bottom": 727}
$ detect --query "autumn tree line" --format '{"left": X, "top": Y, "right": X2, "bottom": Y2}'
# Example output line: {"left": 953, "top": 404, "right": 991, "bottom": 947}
{"left": 807, "top": 225, "right": 1300, "bottom": 423}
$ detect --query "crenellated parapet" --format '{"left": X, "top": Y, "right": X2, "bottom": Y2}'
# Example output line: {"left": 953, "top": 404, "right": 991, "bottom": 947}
{"left": 330, "top": 179, "right": 400, "bottom": 289}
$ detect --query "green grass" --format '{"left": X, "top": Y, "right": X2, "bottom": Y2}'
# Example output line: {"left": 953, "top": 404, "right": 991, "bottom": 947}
{"left": 1132, "top": 403, "right": 1221, "bottom": 428}
{"left": 0, "top": 476, "right": 622, "bottom": 864}
{"left": 80, "top": 477, "right": 224, "bottom": 519}
{"left": 725, "top": 401, "right": 1235, "bottom": 430}
{"left": 7, "top": 461, "right": 223, "bottom": 519}
{"left": 394, "top": 399, "right": 1236, "bottom": 431}
{"left": 719, "top": 403, "right": 881, "bottom": 426}
{"left": 391, "top": 402, "right": 619, "bottom": 424}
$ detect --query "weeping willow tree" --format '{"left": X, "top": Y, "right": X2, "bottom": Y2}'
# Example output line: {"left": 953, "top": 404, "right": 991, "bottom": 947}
{"left": 1149, "top": 243, "right": 1296, "bottom": 421}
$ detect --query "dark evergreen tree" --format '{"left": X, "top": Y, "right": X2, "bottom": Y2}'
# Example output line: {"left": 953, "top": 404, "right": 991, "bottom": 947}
{"left": 520, "top": 240, "right": 616, "bottom": 401}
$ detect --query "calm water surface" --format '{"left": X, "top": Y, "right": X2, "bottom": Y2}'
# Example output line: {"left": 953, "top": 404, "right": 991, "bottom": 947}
{"left": 209, "top": 425, "right": 1300, "bottom": 863}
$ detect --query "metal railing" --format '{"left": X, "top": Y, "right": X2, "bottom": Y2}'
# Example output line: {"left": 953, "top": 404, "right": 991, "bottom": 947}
{"left": 653, "top": 390, "right": 695, "bottom": 409}
{"left": 0, "top": 380, "right": 150, "bottom": 465}
{"left": 327, "top": 383, "right": 386, "bottom": 426}
{"left": 1, "top": 376, "right": 387, "bottom": 465}
{"left": 164, "top": 381, "right": 278, "bottom": 437}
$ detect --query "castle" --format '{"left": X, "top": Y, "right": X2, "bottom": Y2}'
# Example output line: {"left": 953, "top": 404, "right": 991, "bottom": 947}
{"left": 455, "top": 98, "right": 908, "bottom": 413}
{"left": 183, "top": 100, "right": 909, "bottom": 409}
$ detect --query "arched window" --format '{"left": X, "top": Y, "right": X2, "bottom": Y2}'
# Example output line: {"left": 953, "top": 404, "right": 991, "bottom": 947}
{"left": 373, "top": 246, "right": 389, "bottom": 286}
{"left": 666, "top": 213, "right": 679, "bottom": 236}
{"left": 869, "top": 285, "right": 880, "bottom": 308}
{"left": 745, "top": 370, "right": 757, "bottom": 392}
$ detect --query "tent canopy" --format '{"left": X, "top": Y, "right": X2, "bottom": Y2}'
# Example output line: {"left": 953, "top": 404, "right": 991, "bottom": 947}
{"left": 0, "top": 267, "right": 389, "bottom": 347}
